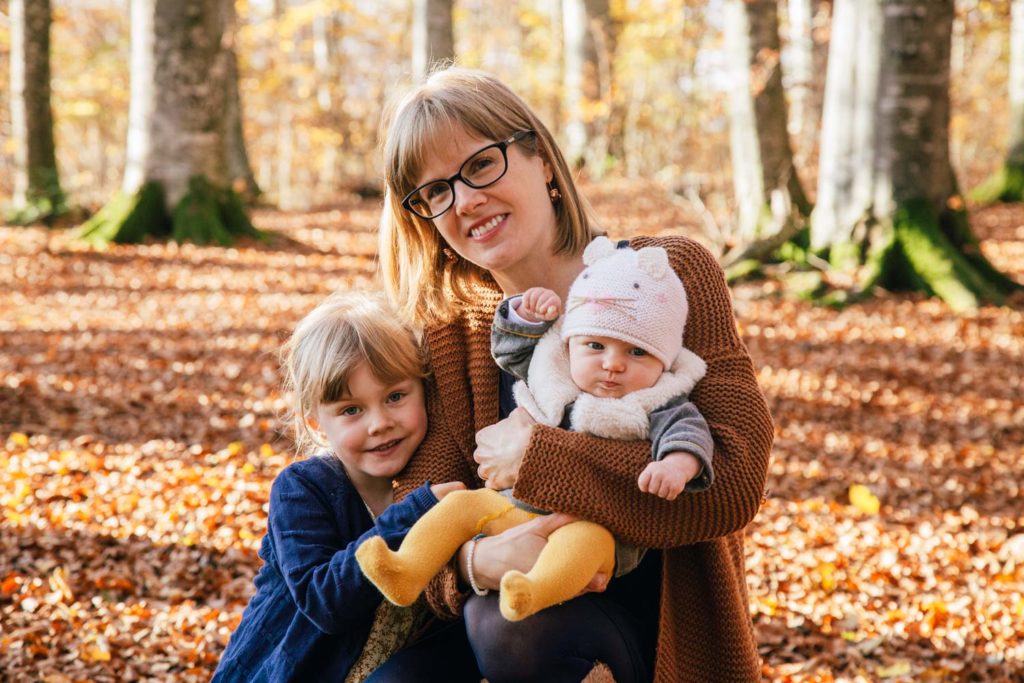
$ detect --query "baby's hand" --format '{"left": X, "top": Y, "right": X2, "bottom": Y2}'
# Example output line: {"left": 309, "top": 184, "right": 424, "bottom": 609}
{"left": 430, "top": 481, "right": 466, "bottom": 500}
{"left": 638, "top": 452, "right": 701, "bottom": 501}
{"left": 517, "top": 287, "right": 562, "bottom": 322}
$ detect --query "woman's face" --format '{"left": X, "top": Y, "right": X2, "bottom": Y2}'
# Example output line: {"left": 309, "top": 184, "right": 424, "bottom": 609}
{"left": 416, "top": 127, "right": 558, "bottom": 284}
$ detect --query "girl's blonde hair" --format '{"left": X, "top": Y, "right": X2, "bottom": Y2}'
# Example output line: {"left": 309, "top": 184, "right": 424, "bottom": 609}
{"left": 378, "top": 67, "right": 601, "bottom": 328}
{"left": 280, "top": 292, "right": 427, "bottom": 455}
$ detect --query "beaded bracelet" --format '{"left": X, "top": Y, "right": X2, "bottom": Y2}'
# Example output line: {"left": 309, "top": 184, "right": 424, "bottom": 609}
{"left": 465, "top": 533, "right": 490, "bottom": 597}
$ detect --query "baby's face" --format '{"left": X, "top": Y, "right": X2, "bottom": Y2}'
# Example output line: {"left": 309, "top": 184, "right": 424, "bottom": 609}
{"left": 567, "top": 335, "right": 665, "bottom": 398}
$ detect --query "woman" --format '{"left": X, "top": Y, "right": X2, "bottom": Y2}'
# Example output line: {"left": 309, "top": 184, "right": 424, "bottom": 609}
{"left": 375, "top": 67, "right": 773, "bottom": 682}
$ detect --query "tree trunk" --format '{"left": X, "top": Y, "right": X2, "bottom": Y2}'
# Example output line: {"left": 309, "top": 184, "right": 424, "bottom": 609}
{"left": 722, "top": 0, "right": 810, "bottom": 265}
{"left": 784, "top": 0, "right": 827, "bottom": 171}
{"left": 9, "top": 0, "right": 66, "bottom": 224}
{"left": 224, "top": 0, "right": 260, "bottom": 200}
{"left": 562, "top": 0, "right": 613, "bottom": 175}
{"left": 971, "top": 0, "right": 1024, "bottom": 202}
{"left": 810, "top": 0, "right": 881, "bottom": 250}
{"left": 80, "top": 0, "right": 257, "bottom": 246}
{"left": 785, "top": 0, "right": 813, "bottom": 144}
{"left": 809, "top": 0, "right": 1017, "bottom": 310}
{"left": 412, "top": 0, "right": 455, "bottom": 82}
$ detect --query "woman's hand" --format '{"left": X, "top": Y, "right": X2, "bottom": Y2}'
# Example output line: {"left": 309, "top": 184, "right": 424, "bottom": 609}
{"left": 459, "top": 513, "right": 609, "bottom": 593}
{"left": 473, "top": 407, "right": 536, "bottom": 490}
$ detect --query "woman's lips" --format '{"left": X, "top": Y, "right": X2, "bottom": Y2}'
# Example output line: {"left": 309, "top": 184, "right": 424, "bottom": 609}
{"left": 469, "top": 214, "right": 507, "bottom": 240}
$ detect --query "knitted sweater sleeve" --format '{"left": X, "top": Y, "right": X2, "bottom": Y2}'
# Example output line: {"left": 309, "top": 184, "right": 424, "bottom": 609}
{"left": 511, "top": 238, "right": 774, "bottom": 547}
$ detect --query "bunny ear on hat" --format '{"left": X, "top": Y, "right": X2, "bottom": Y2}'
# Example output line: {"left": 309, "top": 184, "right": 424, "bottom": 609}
{"left": 582, "top": 235, "right": 616, "bottom": 265}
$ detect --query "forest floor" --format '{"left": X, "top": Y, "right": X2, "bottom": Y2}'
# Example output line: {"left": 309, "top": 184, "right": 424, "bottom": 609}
{"left": 2, "top": 181, "right": 1023, "bottom": 682}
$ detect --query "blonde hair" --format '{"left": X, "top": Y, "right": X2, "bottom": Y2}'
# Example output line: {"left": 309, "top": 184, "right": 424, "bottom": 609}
{"left": 378, "top": 67, "right": 601, "bottom": 328}
{"left": 280, "top": 292, "right": 427, "bottom": 455}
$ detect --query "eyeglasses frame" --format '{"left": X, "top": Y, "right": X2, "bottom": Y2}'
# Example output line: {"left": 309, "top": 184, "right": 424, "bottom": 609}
{"left": 401, "top": 130, "right": 535, "bottom": 220}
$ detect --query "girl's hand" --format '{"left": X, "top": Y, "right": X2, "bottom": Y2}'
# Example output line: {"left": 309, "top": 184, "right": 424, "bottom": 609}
{"left": 459, "top": 513, "right": 608, "bottom": 593}
{"left": 430, "top": 481, "right": 467, "bottom": 500}
{"left": 473, "top": 407, "right": 536, "bottom": 490}
{"left": 518, "top": 287, "right": 562, "bottom": 323}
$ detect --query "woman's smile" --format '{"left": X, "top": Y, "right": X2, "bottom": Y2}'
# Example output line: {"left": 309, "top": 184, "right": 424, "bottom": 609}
{"left": 468, "top": 213, "right": 507, "bottom": 240}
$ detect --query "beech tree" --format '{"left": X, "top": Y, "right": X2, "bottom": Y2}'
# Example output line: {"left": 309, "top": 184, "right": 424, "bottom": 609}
{"left": 810, "top": 0, "right": 1017, "bottom": 310}
{"left": 225, "top": 0, "right": 259, "bottom": 199}
{"left": 412, "top": 0, "right": 455, "bottom": 81}
{"left": 80, "top": 0, "right": 258, "bottom": 245}
{"left": 9, "top": 0, "right": 66, "bottom": 224}
{"left": 562, "top": 0, "right": 614, "bottom": 174}
{"left": 971, "top": 0, "right": 1024, "bottom": 203}
{"left": 722, "top": 0, "right": 810, "bottom": 267}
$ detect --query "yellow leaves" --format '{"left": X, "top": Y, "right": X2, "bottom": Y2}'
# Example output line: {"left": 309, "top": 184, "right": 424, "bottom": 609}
{"left": 848, "top": 484, "right": 881, "bottom": 515}
{"left": 876, "top": 660, "right": 912, "bottom": 678}
{"left": 80, "top": 635, "right": 112, "bottom": 662}
{"left": 9, "top": 432, "right": 29, "bottom": 447}
{"left": 227, "top": 441, "right": 244, "bottom": 457}
{"left": 816, "top": 562, "right": 837, "bottom": 592}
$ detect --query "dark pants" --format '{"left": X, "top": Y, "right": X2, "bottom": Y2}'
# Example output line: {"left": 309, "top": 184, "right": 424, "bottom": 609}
{"left": 464, "top": 592, "right": 651, "bottom": 683}
{"left": 366, "top": 592, "right": 652, "bottom": 683}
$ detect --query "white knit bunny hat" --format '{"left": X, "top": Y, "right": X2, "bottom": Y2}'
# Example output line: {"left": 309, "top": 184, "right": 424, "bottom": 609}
{"left": 561, "top": 236, "right": 688, "bottom": 369}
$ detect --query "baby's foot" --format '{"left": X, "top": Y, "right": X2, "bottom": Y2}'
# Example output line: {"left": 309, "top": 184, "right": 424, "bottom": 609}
{"left": 499, "top": 571, "right": 535, "bottom": 621}
{"left": 355, "top": 536, "right": 421, "bottom": 606}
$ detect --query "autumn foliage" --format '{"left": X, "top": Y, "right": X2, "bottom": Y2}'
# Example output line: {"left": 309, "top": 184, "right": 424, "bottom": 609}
{"left": 2, "top": 185, "right": 1023, "bottom": 680}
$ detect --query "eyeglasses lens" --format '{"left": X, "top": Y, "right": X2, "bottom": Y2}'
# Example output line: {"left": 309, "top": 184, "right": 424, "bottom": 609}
{"left": 412, "top": 145, "right": 508, "bottom": 218}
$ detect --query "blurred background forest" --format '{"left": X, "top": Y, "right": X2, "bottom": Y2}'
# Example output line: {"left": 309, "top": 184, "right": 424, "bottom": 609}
{"left": 2, "top": 0, "right": 1024, "bottom": 681}
{"left": 0, "top": 0, "right": 1016, "bottom": 214}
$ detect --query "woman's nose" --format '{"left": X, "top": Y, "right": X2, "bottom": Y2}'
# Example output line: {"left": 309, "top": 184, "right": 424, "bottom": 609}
{"left": 453, "top": 180, "right": 486, "bottom": 215}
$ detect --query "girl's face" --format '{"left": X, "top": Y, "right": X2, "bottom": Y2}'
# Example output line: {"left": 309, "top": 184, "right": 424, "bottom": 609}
{"left": 313, "top": 362, "right": 427, "bottom": 493}
{"left": 417, "top": 127, "right": 558, "bottom": 287}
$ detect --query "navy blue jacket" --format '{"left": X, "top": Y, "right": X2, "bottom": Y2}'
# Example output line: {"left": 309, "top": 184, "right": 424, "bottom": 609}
{"left": 213, "top": 454, "right": 438, "bottom": 682}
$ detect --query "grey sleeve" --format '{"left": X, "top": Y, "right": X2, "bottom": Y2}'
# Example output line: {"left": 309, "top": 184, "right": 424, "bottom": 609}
{"left": 649, "top": 397, "right": 715, "bottom": 492}
{"left": 491, "top": 296, "right": 554, "bottom": 381}
{"left": 613, "top": 542, "right": 647, "bottom": 578}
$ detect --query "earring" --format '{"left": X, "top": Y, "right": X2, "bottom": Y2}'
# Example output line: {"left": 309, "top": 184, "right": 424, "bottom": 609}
{"left": 548, "top": 183, "right": 562, "bottom": 203}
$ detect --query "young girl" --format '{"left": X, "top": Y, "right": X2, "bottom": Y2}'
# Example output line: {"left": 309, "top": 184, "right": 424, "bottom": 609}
{"left": 212, "top": 292, "right": 465, "bottom": 682}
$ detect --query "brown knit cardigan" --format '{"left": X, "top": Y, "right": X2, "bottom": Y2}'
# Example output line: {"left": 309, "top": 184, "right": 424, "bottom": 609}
{"left": 394, "top": 236, "right": 774, "bottom": 682}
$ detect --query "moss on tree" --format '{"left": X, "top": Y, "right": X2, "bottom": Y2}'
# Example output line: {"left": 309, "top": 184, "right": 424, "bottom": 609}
{"left": 79, "top": 182, "right": 170, "bottom": 245}
{"left": 822, "top": 199, "right": 1019, "bottom": 312}
{"left": 79, "top": 176, "right": 261, "bottom": 247}
{"left": 7, "top": 169, "right": 68, "bottom": 226}
{"left": 969, "top": 162, "right": 1024, "bottom": 204}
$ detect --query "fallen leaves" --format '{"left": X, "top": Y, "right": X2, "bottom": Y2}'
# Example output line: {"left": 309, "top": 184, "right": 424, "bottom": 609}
{"left": 1, "top": 190, "right": 1023, "bottom": 680}
{"left": 848, "top": 485, "right": 881, "bottom": 516}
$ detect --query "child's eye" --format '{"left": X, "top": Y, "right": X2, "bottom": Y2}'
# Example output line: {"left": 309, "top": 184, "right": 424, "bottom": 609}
{"left": 386, "top": 391, "right": 406, "bottom": 403}
{"left": 628, "top": 348, "right": 648, "bottom": 357}
{"left": 340, "top": 405, "right": 361, "bottom": 417}
{"left": 586, "top": 341, "right": 604, "bottom": 350}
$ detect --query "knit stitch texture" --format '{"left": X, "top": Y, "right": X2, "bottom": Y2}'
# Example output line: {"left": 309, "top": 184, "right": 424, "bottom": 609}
{"left": 395, "top": 235, "right": 774, "bottom": 682}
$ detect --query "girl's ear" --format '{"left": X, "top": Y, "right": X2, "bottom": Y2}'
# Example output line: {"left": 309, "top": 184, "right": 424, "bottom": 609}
{"left": 305, "top": 416, "right": 320, "bottom": 432}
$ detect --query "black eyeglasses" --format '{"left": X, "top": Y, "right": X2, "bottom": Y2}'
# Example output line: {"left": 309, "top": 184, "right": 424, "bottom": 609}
{"left": 402, "top": 130, "right": 534, "bottom": 220}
